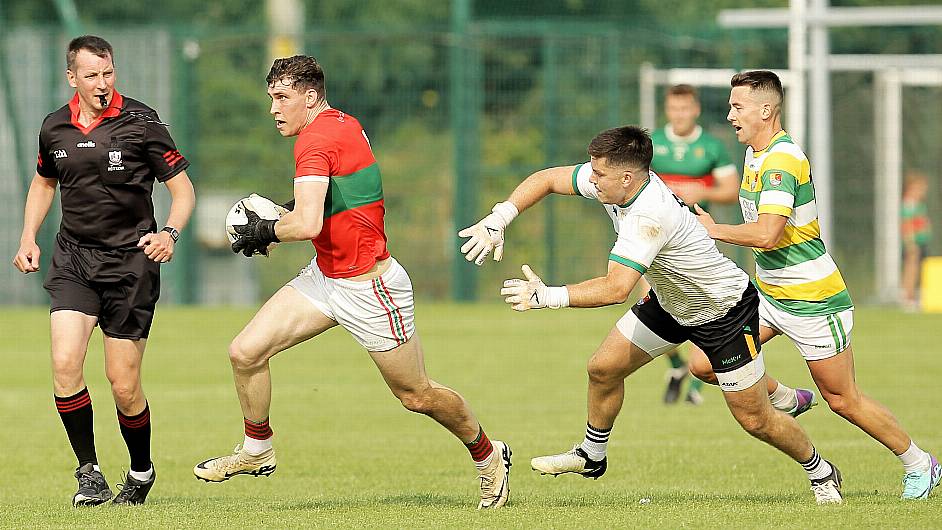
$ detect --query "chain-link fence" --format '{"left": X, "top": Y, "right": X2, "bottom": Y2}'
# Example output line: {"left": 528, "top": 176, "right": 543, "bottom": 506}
{"left": 3, "top": 3, "right": 941, "bottom": 304}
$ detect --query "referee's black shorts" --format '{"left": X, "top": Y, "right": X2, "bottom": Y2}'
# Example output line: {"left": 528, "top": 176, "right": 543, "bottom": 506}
{"left": 43, "top": 234, "right": 160, "bottom": 340}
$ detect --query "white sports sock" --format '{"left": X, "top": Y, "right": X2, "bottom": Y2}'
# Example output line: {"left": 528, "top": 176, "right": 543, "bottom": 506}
{"left": 129, "top": 466, "right": 154, "bottom": 482}
{"left": 801, "top": 447, "right": 833, "bottom": 481}
{"left": 474, "top": 452, "right": 494, "bottom": 471}
{"left": 243, "top": 435, "right": 273, "bottom": 455}
{"left": 898, "top": 441, "right": 931, "bottom": 473}
{"left": 769, "top": 382, "right": 797, "bottom": 412}
{"left": 580, "top": 423, "right": 611, "bottom": 462}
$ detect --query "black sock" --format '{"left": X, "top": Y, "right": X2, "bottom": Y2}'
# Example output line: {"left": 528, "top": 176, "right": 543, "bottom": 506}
{"left": 55, "top": 387, "right": 98, "bottom": 467}
{"left": 117, "top": 403, "right": 152, "bottom": 473}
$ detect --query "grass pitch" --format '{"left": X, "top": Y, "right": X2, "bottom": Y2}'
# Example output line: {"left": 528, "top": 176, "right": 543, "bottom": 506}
{"left": 1, "top": 304, "right": 940, "bottom": 528}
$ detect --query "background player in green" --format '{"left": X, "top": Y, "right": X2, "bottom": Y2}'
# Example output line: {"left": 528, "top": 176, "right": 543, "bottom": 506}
{"left": 650, "top": 85, "right": 815, "bottom": 414}
{"left": 650, "top": 84, "right": 742, "bottom": 405}
{"left": 900, "top": 169, "right": 932, "bottom": 311}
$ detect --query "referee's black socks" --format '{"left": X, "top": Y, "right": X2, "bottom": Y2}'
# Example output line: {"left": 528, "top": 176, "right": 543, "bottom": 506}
{"left": 117, "top": 403, "right": 152, "bottom": 473}
{"left": 55, "top": 387, "right": 99, "bottom": 467}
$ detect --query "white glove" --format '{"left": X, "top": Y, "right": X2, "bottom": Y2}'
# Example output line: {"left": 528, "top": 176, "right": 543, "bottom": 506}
{"left": 501, "top": 264, "right": 569, "bottom": 311}
{"left": 458, "top": 201, "right": 518, "bottom": 266}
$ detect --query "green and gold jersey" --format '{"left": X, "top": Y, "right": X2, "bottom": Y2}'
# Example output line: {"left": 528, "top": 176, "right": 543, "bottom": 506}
{"left": 739, "top": 130, "right": 853, "bottom": 316}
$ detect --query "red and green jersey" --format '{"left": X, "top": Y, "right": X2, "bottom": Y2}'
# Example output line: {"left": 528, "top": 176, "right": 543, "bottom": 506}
{"left": 294, "top": 109, "right": 389, "bottom": 278}
{"left": 901, "top": 198, "right": 931, "bottom": 246}
{"left": 650, "top": 125, "right": 736, "bottom": 204}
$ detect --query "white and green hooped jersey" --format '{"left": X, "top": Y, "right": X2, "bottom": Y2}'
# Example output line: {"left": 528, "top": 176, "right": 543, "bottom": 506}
{"left": 571, "top": 163, "right": 748, "bottom": 326}
{"left": 739, "top": 131, "right": 853, "bottom": 316}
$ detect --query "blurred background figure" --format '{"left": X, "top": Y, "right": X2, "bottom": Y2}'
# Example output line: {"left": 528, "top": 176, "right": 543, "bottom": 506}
{"left": 901, "top": 169, "right": 932, "bottom": 311}
{"left": 649, "top": 84, "right": 740, "bottom": 406}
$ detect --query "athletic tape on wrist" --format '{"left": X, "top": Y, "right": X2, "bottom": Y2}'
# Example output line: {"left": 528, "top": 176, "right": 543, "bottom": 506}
{"left": 545, "top": 286, "right": 570, "bottom": 309}
{"left": 491, "top": 201, "right": 519, "bottom": 227}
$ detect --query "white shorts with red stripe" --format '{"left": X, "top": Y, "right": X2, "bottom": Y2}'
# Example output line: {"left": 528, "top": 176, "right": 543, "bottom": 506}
{"left": 288, "top": 256, "right": 415, "bottom": 352}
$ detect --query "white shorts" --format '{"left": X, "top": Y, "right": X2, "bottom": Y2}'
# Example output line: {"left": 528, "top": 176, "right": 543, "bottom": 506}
{"left": 758, "top": 295, "right": 854, "bottom": 361}
{"left": 288, "top": 257, "right": 416, "bottom": 352}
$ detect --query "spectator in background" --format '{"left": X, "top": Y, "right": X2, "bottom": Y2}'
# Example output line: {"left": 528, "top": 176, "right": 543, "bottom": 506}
{"left": 901, "top": 169, "right": 932, "bottom": 311}
{"left": 649, "top": 84, "right": 740, "bottom": 406}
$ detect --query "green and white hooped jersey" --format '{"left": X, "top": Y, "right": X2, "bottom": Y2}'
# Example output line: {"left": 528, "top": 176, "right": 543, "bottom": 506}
{"left": 740, "top": 131, "right": 853, "bottom": 316}
{"left": 572, "top": 163, "right": 748, "bottom": 326}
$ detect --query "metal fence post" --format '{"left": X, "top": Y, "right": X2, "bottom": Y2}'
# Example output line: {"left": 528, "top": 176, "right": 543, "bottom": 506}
{"left": 450, "top": 0, "right": 480, "bottom": 300}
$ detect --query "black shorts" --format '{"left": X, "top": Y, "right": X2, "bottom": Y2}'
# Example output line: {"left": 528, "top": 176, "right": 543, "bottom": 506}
{"left": 628, "top": 283, "right": 762, "bottom": 391}
{"left": 43, "top": 234, "right": 160, "bottom": 340}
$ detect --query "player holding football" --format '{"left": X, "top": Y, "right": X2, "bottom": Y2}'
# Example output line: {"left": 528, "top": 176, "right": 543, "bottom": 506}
{"left": 459, "top": 125, "right": 844, "bottom": 504}
{"left": 193, "top": 55, "right": 511, "bottom": 509}
{"left": 691, "top": 70, "right": 940, "bottom": 500}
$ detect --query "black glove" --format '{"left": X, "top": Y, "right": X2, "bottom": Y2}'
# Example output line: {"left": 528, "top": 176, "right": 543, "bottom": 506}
{"left": 231, "top": 209, "right": 280, "bottom": 257}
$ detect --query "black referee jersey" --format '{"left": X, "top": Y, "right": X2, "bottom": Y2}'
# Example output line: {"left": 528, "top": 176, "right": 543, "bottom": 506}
{"left": 36, "top": 91, "right": 189, "bottom": 249}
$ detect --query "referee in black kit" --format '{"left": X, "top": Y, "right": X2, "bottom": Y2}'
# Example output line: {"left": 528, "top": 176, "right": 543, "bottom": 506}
{"left": 12, "top": 35, "right": 195, "bottom": 507}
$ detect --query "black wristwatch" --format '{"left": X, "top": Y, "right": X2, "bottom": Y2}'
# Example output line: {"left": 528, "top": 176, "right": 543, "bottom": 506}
{"left": 161, "top": 226, "right": 180, "bottom": 242}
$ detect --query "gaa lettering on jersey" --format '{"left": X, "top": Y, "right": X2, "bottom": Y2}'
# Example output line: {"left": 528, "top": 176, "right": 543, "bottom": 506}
{"left": 739, "top": 130, "right": 853, "bottom": 316}
{"left": 36, "top": 91, "right": 189, "bottom": 248}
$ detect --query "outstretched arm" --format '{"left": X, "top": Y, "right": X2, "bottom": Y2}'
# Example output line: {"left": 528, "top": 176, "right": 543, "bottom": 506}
{"left": 501, "top": 261, "right": 641, "bottom": 311}
{"left": 459, "top": 165, "right": 579, "bottom": 265}
{"left": 505, "top": 165, "right": 580, "bottom": 213}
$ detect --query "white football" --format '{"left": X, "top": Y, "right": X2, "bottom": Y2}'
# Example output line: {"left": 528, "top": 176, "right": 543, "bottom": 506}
{"left": 225, "top": 193, "right": 289, "bottom": 246}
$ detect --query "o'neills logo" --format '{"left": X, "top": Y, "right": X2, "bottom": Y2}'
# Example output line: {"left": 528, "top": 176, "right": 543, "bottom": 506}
{"left": 77, "top": 141, "right": 96, "bottom": 148}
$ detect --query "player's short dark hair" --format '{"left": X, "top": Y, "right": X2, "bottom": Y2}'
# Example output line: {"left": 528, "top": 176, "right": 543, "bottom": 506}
{"left": 666, "top": 84, "right": 699, "bottom": 102}
{"left": 67, "top": 35, "right": 113, "bottom": 70}
{"left": 731, "top": 70, "right": 784, "bottom": 104}
{"left": 587, "top": 126, "right": 653, "bottom": 170}
{"left": 267, "top": 55, "right": 326, "bottom": 100}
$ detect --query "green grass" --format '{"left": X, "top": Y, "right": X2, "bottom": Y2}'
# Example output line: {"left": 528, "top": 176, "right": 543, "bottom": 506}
{"left": 1, "top": 304, "right": 940, "bottom": 528}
